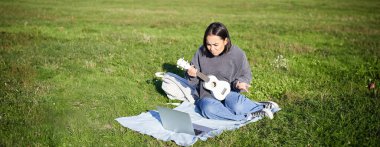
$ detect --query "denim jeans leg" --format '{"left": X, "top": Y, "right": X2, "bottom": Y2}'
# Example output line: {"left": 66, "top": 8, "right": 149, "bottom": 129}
{"left": 224, "top": 91, "right": 263, "bottom": 115}
{"left": 196, "top": 97, "right": 247, "bottom": 121}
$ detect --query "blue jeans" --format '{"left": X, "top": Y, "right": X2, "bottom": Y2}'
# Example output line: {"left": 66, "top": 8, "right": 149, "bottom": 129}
{"left": 195, "top": 91, "right": 263, "bottom": 121}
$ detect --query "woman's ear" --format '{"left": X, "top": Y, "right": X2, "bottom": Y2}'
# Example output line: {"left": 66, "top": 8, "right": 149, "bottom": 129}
{"left": 224, "top": 38, "right": 228, "bottom": 46}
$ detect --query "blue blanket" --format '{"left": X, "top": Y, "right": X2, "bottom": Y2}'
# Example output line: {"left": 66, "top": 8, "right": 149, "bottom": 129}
{"left": 115, "top": 101, "right": 280, "bottom": 146}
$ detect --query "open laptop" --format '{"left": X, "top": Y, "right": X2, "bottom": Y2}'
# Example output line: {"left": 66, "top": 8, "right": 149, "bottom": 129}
{"left": 157, "top": 106, "right": 214, "bottom": 136}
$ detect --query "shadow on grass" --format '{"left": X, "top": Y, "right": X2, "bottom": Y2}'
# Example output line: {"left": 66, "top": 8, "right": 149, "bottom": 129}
{"left": 146, "top": 77, "right": 167, "bottom": 97}
{"left": 162, "top": 63, "right": 184, "bottom": 77}
{"left": 146, "top": 63, "right": 185, "bottom": 97}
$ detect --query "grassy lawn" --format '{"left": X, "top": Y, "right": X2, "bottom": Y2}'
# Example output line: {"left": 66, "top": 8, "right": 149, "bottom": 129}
{"left": 1, "top": 0, "right": 379, "bottom": 146}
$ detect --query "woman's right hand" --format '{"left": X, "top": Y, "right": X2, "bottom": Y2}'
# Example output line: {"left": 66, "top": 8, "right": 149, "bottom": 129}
{"left": 187, "top": 65, "right": 197, "bottom": 77}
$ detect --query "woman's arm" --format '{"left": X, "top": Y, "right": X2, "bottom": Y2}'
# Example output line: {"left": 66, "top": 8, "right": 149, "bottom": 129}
{"left": 185, "top": 48, "right": 201, "bottom": 87}
{"left": 232, "top": 50, "right": 252, "bottom": 92}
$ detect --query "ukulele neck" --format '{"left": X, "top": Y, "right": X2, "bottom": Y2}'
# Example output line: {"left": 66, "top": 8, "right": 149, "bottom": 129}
{"left": 196, "top": 71, "right": 210, "bottom": 82}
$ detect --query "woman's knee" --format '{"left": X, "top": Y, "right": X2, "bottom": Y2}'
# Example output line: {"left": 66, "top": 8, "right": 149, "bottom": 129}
{"left": 197, "top": 98, "right": 219, "bottom": 114}
{"left": 224, "top": 92, "right": 249, "bottom": 114}
{"left": 224, "top": 92, "right": 241, "bottom": 104}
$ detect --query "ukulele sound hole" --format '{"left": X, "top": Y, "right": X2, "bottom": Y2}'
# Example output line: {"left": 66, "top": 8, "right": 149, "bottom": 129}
{"left": 212, "top": 82, "right": 216, "bottom": 87}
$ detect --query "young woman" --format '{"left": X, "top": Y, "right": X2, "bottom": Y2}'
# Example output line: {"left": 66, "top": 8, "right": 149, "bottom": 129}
{"left": 186, "top": 22, "right": 279, "bottom": 121}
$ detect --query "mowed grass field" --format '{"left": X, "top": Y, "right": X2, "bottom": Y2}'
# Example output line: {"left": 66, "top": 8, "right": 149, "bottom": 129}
{"left": 1, "top": 0, "right": 380, "bottom": 146}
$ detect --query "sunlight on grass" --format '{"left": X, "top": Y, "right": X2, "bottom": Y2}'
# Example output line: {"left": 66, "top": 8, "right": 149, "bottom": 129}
{"left": 1, "top": 0, "right": 380, "bottom": 146}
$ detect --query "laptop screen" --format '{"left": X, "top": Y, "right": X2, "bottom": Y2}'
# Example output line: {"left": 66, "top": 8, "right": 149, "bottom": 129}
{"left": 157, "top": 106, "right": 214, "bottom": 136}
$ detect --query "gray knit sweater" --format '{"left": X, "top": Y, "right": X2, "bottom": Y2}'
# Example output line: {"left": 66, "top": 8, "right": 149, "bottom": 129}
{"left": 185, "top": 45, "right": 252, "bottom": 99}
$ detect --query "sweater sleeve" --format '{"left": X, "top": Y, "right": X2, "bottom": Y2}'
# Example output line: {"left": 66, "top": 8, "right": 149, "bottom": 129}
{"left": 232, "top": 50, "right": 252, "bottom": 92}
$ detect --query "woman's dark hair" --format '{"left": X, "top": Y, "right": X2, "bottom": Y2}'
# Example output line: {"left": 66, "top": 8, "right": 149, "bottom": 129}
{"left": 202, "top": 22, "right": 232, "bottom": 56}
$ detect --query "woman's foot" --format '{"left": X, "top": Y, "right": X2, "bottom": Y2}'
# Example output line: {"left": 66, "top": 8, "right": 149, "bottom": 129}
{"left": 251, "top": 108, "right": 273, "bottom": 119}
{"left": 260, "top": 101, "right": 279, "bottom": 109}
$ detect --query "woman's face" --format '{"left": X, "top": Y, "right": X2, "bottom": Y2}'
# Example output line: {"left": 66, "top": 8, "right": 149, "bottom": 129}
{"left": 206, "top": 35, "right": 228, "bottom": 56}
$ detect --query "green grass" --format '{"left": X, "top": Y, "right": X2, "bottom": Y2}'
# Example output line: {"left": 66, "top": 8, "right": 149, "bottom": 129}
{"left": 1, "top": 0, "right": 380, "bottom": 146}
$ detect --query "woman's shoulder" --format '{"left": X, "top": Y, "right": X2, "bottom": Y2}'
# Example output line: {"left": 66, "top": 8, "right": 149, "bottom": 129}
{"left": 229, "top": 44, "right": 246, "bottom": 56}
{"left": 194, "top": 45, "right": 204, "bottom": 56}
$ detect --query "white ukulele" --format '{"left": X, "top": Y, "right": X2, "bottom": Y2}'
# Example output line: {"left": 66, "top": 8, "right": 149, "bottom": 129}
{"left": 177, "top": 58, "right": 231, "bottom": 101}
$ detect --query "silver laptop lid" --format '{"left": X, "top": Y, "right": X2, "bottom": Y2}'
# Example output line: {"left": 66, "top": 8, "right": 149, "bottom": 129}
{"left": 157, "top": 106, "right": 195, "bottom": 135}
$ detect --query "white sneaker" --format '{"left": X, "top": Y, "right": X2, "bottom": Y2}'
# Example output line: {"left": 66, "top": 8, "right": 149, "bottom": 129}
{"left": 260, "top": 101, "right": 279, "bottom": 109}
{"left": 251, "top": 108, "right": 273, "bottom": 119}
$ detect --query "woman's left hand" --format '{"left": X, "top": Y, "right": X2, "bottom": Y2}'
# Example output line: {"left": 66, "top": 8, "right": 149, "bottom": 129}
{"left": 236, "top": 81, "right": 251, "bottom": 92}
